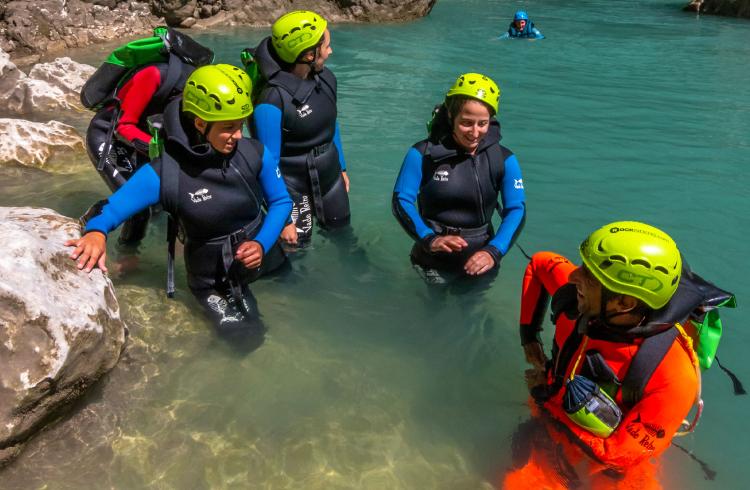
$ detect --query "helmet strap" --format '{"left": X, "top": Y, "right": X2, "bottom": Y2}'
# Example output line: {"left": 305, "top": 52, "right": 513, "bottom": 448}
{"left": 598, "top": 288, "right": 647, "bottom": 328}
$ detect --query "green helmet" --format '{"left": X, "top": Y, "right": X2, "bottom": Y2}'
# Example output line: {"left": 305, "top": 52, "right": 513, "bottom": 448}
{"left": 271, "top": 10, "right": 328, "bottom": 64}
{"left": 445, "top": 73, "right": 501, "bottom": 115}
{"left": 182, "top": 64, "right": 253, "bottom": 121}
{"left": 579, "top": 221, "right": 682, "bottom": 310}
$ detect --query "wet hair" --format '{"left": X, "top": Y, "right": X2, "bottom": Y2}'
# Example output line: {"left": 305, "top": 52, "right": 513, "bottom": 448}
{"left": 180, "top": 110, "right": 209, "bottom": 147}
{"left": 446, "top": 95, "right": 496, "bottom": 119}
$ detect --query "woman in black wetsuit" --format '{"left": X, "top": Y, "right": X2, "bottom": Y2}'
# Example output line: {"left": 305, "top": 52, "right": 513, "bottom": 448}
{"left": 248, "top": 10, "right": 350, "bottom": 249}
{"left": 67, "top": 64, "right": 292, "bottom": 342}
{"left": 393, "top": 73, "right": 527, "bottom": 284}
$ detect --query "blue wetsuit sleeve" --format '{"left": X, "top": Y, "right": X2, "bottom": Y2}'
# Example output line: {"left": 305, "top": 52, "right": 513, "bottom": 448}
{"left": 252, "top": 103, "right": 283, "bottom": 161}
{"left": 486, "top": 151, "right": 526, "bottom": 258}
{"left": 532, "top": 28, "right": 545, "bottom": 39}
{"left": 333, "top": 121, "right": 346, "bottom": 171}
{"left": 392, "top": 147, "right": 435, "bottom": 243}
{"left": 84, "top": 164, "right": 161, "bottom": 235}
{"left": 254, "top": 146, "right": 292, "bottom": 253}
{"left": 498, "top": 32, "right": 510, "bottom": 40}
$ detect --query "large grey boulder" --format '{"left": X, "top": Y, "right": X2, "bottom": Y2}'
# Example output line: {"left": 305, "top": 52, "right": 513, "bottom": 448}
{"left": 0, "top": 119, "right": 86, "bottom": 172}
{"left": 0, "top": 207, "right": 127, "bottom": 467}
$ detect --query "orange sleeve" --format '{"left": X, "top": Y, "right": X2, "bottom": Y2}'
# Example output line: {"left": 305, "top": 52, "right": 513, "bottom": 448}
{"left": 520, "top": 252, "right": 577, "bottom": 324}
{"left": 562, "top": 342, "right": 698, "bottom": 468}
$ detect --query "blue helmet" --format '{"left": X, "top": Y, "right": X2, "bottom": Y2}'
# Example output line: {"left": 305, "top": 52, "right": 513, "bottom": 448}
{"left": 514, "top": 10, "right": 529, "bottom": 21}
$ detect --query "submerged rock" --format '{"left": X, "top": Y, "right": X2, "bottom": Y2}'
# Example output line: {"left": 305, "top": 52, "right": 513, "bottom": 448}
{"left": 0, "top": 119, "right": 86, "bottom": 172}
{"left": 0, "top": 207, "right": 127, "bottom": 467}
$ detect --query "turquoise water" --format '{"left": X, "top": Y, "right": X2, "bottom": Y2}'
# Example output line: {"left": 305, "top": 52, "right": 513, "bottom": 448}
{"left": 2, "top": 0, "right": 749, "bottom": 488}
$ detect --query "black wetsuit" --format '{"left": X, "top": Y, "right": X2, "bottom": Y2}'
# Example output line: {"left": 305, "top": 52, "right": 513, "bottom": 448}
{"left": 251, "top": 37, "right": 350, "bottom": 246}
{"left": 84, "top": 98, "right": 292, "bottom": 339}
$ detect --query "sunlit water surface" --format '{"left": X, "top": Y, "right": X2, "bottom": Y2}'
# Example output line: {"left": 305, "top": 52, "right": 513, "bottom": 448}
{"left": 1, "top": 1, "right": 749, "bottom": 488}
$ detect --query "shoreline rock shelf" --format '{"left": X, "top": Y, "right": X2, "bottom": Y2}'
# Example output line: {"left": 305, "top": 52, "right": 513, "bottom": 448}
{"left": 0, "top": 0, "right": 438, "bottom": 63}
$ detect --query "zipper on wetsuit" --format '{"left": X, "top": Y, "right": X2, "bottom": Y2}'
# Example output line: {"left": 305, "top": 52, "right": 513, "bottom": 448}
{"left": 471, "top": 155, "right": 487, "bottom": 224}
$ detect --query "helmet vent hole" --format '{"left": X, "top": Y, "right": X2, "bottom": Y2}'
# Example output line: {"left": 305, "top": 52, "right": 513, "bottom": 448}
{"left": 631, "top": 259, "right": 650, "bottom": 268}
{"left": 226, "top": 97, "right": 236, "bottom": 105}
{"left": 671, "top": 276, "right": 679, "bottom": 286}
{"left": 290, "top": 27, "right": 301, "bottom": 34}
{"left": 599, "top": 260, "right": 613, "bottom": 269}
{"left": 609, "top": 255, "right": 627, "bottom": 264}
{"left": 654, "top": 266, "right": 669, "bottom": 275}
{"left": 209, "top": 94, "right": 221, "bottom": 103}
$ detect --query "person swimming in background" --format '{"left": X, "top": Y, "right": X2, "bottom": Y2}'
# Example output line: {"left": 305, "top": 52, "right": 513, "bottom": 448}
{"left": 392, "top": 73, "right": 526, "bottom": 285}
{"left": 500, "top": 10, "right": 545, "bottom": 40}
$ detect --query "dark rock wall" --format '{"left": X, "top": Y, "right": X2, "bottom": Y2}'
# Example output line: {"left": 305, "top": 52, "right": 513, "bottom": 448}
{"left": 685, "top": 0, "right": 750, "bottom": 17}
{"left": 0, "top": 0, "right": 437, "bottom": 62}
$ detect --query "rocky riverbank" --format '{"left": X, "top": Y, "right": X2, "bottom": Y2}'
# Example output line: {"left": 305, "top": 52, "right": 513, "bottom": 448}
{"left": 0, "top": 0, "right": 437, "bottom": 63}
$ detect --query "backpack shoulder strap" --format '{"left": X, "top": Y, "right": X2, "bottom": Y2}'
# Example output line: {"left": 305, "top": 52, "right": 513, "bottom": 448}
{"left": 151, "top": 54, "right": 183, "bottom": 110}
{"left": 621, "top": 327, "right": 679, "bottom": 408}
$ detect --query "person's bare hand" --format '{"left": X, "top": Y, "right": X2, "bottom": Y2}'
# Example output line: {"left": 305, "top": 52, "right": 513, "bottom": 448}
{"left": 65, "top": 232, "right": 108, "bottom": 273}
{"left": 342, "top": 171, "right": 350, "bottom": 193}
{"left": 430, "top": 235, "right": 467, "bottom": 253}
{"left": 464, "top": 250, "right": 495, "bottom": 275}
{"left": 280, "top": 223, "right": 298, "bottom": 246}
{"left": 523, "top": 341, "right": 548, "bottom": 370}
{"left": 235, "top": 240, "right": 263, "bottom": 269}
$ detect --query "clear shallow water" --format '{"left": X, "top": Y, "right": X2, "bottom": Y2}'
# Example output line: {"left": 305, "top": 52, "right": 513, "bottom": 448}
{"left": 2, "top": 0, "right": 749, "bottom": 488}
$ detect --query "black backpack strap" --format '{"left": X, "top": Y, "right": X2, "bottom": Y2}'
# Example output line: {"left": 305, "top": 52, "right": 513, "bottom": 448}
{"left": 151, "top": 54, "right": 183, "bottom": 110}
{"left": 621, "top": 327, "right": 679, "bottom": 408}
{"left": 158, "top": 154, "right": 180, "bottom": 298}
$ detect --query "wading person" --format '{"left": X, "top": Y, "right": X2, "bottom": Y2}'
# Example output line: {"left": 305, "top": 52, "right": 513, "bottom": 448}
{"left": 506, "top": 222, "right": 735, "bottom": 489}
{"left": 500, "top": 10, "right": 545, "bottom": 39}
{"left": 67, "top": 64, "right": 292, "bottom": 343}
{"left": 245, "top": 10, "right": 350, "bottom": 250}
{"left": 392, "top": 73, "right": 526, "bottom": 285}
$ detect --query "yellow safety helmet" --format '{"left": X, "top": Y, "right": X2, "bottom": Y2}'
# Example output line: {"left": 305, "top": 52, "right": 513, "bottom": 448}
{"left": 271, "top": 10, "right": 328, "bottom": 64}
{"left": 182, "top": 64, "right": 253, "bottom": 121}
{"left": 445, "top": 73, "right": 501, "bottom": 115}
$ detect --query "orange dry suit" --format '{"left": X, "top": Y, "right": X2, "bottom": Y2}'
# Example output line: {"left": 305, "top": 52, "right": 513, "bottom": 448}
{"left": 504, "top": 251, "right": 712, "bottom": 488}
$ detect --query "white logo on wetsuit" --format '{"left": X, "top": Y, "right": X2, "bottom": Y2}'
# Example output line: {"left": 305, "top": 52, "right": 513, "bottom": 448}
{"left": 206, "top": 295, "right": 243, "bottom": 324}
{"left": 514, "top": 179, "right": 524, "bottom": 189}
{"left": 189, "top": 188, "right": 212, "bottom": 203}
{"left": 296, "top": 195, "right": 313, "bottom": 234}
{"left": 433, "top": 170, "right": 450, "bottom": 182}
{"left": 276, "top": 167, "right": 282, "bottom": 178}
{"left": 297, "top": 104, "right": 312, "bottom": 118}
